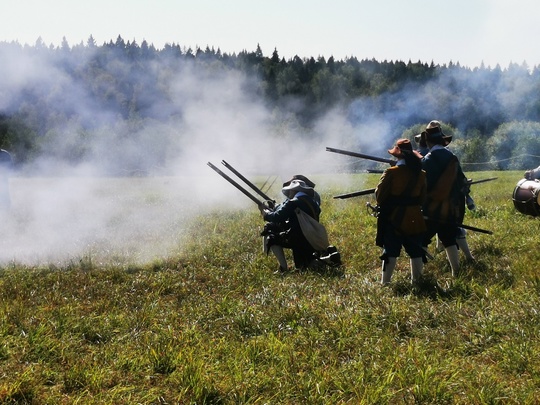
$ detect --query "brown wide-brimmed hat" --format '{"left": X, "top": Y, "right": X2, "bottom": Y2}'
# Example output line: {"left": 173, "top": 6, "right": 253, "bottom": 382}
{"left": 388, "top": 139, "right": 423, "bottom": 159}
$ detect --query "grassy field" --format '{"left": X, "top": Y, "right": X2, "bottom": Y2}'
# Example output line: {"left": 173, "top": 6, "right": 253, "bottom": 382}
{"left": 1, "top": 170, "right": 540, "bottom": 404}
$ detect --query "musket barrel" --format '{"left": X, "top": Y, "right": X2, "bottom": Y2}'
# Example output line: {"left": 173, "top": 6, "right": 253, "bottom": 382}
{"left": 469, "top": 177, "right": 498, "bottom": 185}
{"left": 366, "top": 169, "right": 384, "bottom": 174}
{"left": 221, "top": 160, "right": 273, "bottom": 201}
{"left": 423, "top": 216, "right": 493, "bottom": 235}
{"left": 263, "top": 175, "right": 278, "bottom": 195}
{"left": 326, "top": 147, "right": 396, "bottom": 166}
{"left": 334, "top": 188, "right": 376, "bottom": 199}
{"left": 207, "top": 162, "right": 264, "bottom": 206}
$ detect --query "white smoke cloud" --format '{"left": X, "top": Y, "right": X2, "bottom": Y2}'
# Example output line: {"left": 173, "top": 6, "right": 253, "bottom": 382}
{"left": 0, "top": 47, "right": 365, "bottom": 266}
{"left": 8, "top": 43, "right": 513, "bottom": 266}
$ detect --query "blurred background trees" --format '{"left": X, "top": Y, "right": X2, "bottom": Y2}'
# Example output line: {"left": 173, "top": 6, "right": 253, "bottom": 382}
{"left": 1, "top": 37, "right": 539, "bottom": 172}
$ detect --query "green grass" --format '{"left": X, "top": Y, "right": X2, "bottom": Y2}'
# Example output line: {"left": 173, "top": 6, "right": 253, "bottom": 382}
{"left": 1, "top": 171, "right": 540, "bottom": 404}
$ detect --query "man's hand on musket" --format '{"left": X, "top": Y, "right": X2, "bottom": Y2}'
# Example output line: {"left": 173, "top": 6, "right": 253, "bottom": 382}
{"left": 263, "top": 200, "right": 276, "bottom": 210}
{"left": 461, "top": 179, "right": 472, "bottom": 195}
{"left": 259, "top": 202, "right": 274, "bottom": 216}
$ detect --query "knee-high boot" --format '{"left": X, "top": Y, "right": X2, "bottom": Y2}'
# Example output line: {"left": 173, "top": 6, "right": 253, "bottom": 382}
{"left": 270, "top": 245, "right": 288, "bottom": 271}
{"left": 410, "top": 257, "right": 424, "bottom": 283}
{"left": 456, "top": 228, "right": 475, "bottom": 260}
{"left": 445, "top": 245, "right": 460, "bottom": 277}
{"left": 381, "top": 257, "right": 397, "bottom": 284}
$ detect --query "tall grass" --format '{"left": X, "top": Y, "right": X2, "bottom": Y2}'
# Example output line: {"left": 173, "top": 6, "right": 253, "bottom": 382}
{"left": 1, "top": 171, "right": 539, "bottom": 404}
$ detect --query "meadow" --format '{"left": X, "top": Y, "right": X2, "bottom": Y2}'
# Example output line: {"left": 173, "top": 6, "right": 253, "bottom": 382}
{"left": 1, "top": 170, "right": 539, "bottom": 404}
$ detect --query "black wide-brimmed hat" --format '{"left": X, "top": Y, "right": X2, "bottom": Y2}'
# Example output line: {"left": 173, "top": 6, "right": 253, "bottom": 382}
{"left": 282, "top": 174, "right": 316, "bottom": 188}
{"left": 424, "top": 120, "right": 452, "bottom": 146}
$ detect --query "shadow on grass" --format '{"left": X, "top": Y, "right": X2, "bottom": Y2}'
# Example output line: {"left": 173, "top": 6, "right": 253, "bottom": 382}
{"left": 458, "top": 251, "right": 515, "bottom": 288}
{"left": 391, "top": 251, "right": 515, "bottom": 300}
{"left": 391, "top": 273, "right": 473, "bottom": 300}
{"left": 278, "top": 263, "right": 346, "bottom": 279}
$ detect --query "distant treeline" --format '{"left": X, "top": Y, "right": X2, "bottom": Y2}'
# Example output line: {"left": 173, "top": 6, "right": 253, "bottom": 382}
{"left": 1, "top": 35, "right": 540, "bottom": 172}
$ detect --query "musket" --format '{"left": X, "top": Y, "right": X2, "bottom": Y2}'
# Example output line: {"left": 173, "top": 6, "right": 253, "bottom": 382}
{"left": 423, "top": 216, "right": 493, "bottom": 235}
{"left": 334, "top": 188, "right": 375, "bottom": 199}
{"left": 366, "top": 169, "right": 384, "bottom": 174}
{"left": 333, "top": 178, "right": 498, "bottom": 200}
{"left": 261, "top": 175, "right": 279, "bottom": 196}
{"left": 259, "top": 175, "right": 272, "bottom": 193}
{"left": 468, "top": 177, "right": 498, "bottom": 185}
{"left": 207, "top": 162, "right": 264, "bottom": 207}
{"left": 326, "top": 146, "right": 396, "bottom": 166}
{"left": 221, "top": 160, "right": 274, "bottom": 202}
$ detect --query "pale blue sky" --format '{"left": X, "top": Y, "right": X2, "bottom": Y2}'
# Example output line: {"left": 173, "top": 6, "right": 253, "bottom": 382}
{"left": 2, "top": 0, "right": 539, "bottom": 69}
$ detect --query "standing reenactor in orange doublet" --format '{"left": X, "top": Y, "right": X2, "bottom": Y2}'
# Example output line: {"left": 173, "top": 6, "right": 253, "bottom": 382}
{"left": 375, "top": 139, "right": 427, "bottom": 284}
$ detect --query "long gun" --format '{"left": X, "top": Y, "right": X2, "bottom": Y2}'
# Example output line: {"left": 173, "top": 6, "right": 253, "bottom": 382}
{"left": 262, "top": 175, "right": 279, "bottom": 195}
{"left": 423, "top": 216, "right": 493, "bottom": 235}
{"left": 334, "top": 177, "right": 498, "bottom": 200}
{"left": 221, "top": 160, "right": 274, "bottom": 202}
{"left": 326, "top": 146, "right": 396, "bottom": 166}
{"left": 334, "top": 188, "right": 376, "bottom": 199}
{"left": 207, "top": 162, "right": 264, "bottom": 207}
{"left": 468, "top": 177, "right": 498, "bottom": 185}
{"left": 366, "top": 200, "right": 492, "bottom": 235}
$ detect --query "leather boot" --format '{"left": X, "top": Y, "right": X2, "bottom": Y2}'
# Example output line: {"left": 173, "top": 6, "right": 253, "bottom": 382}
{"left": 410, "top": 257, "right": 423, "bottom": 283}
{"left": 445, "top": 245, "right": 460, "bottom": 277}
{"left": 381, "top": 257, "right": 397, "bottom": 284}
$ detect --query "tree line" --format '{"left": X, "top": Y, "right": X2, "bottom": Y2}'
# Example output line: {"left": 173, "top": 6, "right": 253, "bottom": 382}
{"left": 1, "top": 35, "right": 540, "bottom": 172}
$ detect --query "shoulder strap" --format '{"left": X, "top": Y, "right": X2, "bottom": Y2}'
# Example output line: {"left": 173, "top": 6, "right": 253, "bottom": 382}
{"left": 297, "top": 195, "right": 318, "bottom": 219}
{"left": 429, "top": 155, "right": 458, "bottom": 201}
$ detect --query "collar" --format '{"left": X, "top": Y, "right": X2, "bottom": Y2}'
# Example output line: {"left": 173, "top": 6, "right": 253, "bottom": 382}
{"left": 429, "top": 144, "right": 446, "bottom": 152}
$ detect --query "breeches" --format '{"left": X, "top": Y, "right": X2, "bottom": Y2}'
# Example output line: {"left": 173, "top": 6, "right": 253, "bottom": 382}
{"left": 423, "top": 219, "right": 457, "bottom": 248}
{"left": 262, "top": 223, "right": 315, "bottom": 268}
{"left": 383, "top": 224, "right": 424, "bottom": 258}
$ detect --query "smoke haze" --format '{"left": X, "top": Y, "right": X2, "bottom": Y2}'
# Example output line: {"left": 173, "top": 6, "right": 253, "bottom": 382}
{"left": 0, "top": 46, "right": 370, "bottom": 266}
{"left": 2, "top": 44, "right": 525, "bottom": 265}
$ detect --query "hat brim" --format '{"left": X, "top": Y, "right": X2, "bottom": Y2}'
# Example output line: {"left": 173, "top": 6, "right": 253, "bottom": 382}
{"left": 282, "top": 180, "right": 313, "bottom": 192}
{"left": 283, "top": 175, "right": 315, "bottom": 188}
{"left": 426, "top": 132, "right": 453, "bottom": 146}
{"left": 388, "top": 146, "right": 423, "bottom": 159}
{"left": 442, "top": 135, "right": 452, "bottom": 146}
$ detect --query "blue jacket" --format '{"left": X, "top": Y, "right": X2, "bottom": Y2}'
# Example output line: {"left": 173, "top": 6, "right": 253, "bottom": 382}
{"left": 263, "top": 192, "right": 321, "bottom": 232}
{"left": 422, "top": 146, "right": 466, "bottom": 222}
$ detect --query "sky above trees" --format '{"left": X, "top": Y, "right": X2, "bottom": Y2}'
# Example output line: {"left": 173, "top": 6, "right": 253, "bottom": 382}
{"left": 1, "top": 0, "right": 539, "bottom": 70}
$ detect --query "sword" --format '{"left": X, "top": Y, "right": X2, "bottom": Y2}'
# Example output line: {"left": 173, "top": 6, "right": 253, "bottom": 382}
{"left": 366, "top": 202, "right": 434, "bottom": 260}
